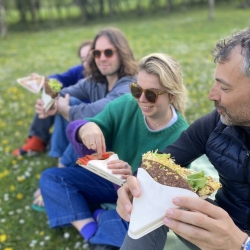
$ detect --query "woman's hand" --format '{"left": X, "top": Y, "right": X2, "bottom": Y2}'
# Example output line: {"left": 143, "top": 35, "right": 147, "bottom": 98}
{"left": 107, "top": 160, "right": 132, "bottom": 179}
{"left": 116, "top": 176, "right": 141, "bottom": 221}
{"left": 78, "top": 122, "right": 106, "bottom": 155}
{"left": 35, "top": 98, "right": 57, "bottom": 118}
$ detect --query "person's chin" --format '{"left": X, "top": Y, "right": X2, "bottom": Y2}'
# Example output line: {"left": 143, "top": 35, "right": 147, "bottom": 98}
{"left": 220, "top": 115, "right": 232, "bottom": 126}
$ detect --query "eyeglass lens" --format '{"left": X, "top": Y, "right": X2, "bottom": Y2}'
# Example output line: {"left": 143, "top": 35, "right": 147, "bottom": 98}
{"left": 130, "top": 85, "right": 157, "bottom": 103}
{"left": 93, "top": 49, "right": 114, "bottom": 58}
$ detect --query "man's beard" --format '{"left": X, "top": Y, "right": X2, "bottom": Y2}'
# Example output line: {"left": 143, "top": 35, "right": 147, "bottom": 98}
{"left": 215, "top": 102, "right": 250, "bottom": 126}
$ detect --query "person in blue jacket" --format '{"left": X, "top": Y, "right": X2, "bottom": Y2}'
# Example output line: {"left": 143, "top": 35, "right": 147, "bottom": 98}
{"left": 12, "top": 40, "right": 92, "bottom": 156}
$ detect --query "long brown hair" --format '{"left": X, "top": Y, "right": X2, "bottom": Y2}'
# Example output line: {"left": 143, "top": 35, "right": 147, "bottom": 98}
{"left": 84, "top": 27, "right": 137, "bottom": 83}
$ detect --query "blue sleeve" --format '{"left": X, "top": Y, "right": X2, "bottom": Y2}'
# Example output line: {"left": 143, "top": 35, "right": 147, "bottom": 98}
{"left": 49, "top": 65, "right": 84, "bottom": 88}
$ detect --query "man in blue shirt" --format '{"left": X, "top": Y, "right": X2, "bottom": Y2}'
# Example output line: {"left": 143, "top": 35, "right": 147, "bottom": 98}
{"left": 12, "top": 40, "right": 92, "bottom": 156}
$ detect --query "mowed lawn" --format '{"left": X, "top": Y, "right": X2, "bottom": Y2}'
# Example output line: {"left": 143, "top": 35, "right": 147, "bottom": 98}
{"left": 0, "top": 4, "right": 250, "bottom": 250}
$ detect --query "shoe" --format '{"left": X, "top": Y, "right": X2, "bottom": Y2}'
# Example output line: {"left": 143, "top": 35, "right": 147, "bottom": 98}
{"left": 89, "top": 244, "right": 119, "bottom": 250}
{"left": 12, "top": 136, "right": 45, "bottom": 156}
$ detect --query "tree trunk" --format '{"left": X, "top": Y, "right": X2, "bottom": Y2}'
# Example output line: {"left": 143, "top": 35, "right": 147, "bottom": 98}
{"left": 208, "top": 0, "right": 215, "bottom": 20}
{"left": 166, "top": 0, "right": 173, "bottom": 13}
{"left": 15, "top": 0, "right": 28, "bottom": 23}
{"left": 98, "top": 0, "right": 104, "bottom": 17}
{"left": 108, "top": 0, "right": 114, "bottom": 19}
{"left": 48, "top": 0, "right": 55, "bottom": 29}
{"left": 29, "top": 0, "right": 38, "bottom": 29}
{"left": 0, "top": 0, "right": 7, "bottom": 37}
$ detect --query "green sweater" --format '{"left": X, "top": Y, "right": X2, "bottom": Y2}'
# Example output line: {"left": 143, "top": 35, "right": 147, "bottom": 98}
{"left": 86, "top": 94, "right": 189, "bottom": 172}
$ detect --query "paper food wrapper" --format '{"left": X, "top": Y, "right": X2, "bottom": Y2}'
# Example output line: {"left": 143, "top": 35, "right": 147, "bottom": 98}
{"left": 79, "top": 154, "right": 126, "bottom": 186}
{"left": 128, "top": 168, "right": 198, "bottom": 239}
{"left": 17, "top": 74, "right": 44, "bottom": 93}
{"left": 42, "top": 87, "right": 56, "bottom": 113}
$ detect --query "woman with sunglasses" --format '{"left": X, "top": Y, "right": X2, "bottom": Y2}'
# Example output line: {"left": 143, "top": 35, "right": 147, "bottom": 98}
{"left": 39, "top": 53, "right": 188, "bottom": 250}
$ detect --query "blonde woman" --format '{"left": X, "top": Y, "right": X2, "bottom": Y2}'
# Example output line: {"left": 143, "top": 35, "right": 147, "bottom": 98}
{"left": 40, "top": 53, "right": 188, "bottom": 250}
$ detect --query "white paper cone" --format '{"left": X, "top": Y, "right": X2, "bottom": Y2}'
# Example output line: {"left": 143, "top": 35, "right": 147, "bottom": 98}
{"left": 128, "top": 168, "right": 198, "bottom": 239}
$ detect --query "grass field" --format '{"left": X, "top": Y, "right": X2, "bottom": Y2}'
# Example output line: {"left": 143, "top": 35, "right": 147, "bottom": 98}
{"left": 0, "top": 4, "right": 250, "bottom": 250}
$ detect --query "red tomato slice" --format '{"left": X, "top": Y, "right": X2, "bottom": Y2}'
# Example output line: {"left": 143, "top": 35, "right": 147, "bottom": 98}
{"left": 102, "top": 153, "right": 111, "bottom": 159}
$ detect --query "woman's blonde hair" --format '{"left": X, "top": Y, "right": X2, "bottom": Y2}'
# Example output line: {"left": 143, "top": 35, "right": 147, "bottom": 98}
{"left": 137, "top": 53, "right": 187, "bottom": 117}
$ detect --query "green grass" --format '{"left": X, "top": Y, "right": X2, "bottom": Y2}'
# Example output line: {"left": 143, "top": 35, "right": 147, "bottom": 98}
{"left": 0, "top": 5, "right": 250, "bottom": 249}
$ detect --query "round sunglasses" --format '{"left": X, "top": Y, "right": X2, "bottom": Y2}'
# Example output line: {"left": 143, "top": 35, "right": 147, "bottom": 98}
{"left": 130, "top": 82, "right": 168, "bottom": 103}
{"left": 91, "top": 48, "right": 116, "bottom": 59}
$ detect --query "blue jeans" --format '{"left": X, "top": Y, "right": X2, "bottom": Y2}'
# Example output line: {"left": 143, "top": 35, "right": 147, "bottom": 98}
{"left": 49, "top": 97, "right": 81, "bottom": 166}
{"left": 39, "top": 166, "right": 118, "bottom": 228}
{"left": 29, "top": 114, "right": 54, "bottom": 144}
{"left": 89, "top": 209, "right": 129, "bottom": 247}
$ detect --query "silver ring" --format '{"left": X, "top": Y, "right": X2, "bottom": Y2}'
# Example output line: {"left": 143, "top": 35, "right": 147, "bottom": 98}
{"left": 124, "top": 164, "right": 128, "bottom": 168}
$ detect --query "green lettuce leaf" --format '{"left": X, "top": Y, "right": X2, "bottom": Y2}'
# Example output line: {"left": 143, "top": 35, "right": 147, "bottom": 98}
{"left": 186, "top": 171, "right": 206, "bottom": 191}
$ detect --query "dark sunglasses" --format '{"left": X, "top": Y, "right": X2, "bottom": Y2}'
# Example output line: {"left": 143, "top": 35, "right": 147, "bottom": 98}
{"left": 91, "top": 48, "right": 116, "bottom": 59}
{"left": 130, "top": 82, "right": 168, "bottom": 103}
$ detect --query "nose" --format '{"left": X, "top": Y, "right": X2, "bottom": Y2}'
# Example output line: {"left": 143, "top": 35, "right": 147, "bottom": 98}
{"left": 99, "top": 51, "right": 107, "bottom": 60}
{"left": 138, "top": 92, "right": 147, "bottom": 102}
{"left": 208, "top": 83, "right": 220, "bottom": 102}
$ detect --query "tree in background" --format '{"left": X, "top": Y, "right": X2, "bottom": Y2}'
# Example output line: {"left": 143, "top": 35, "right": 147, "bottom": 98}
{"left": 208, "top": 0, "right": 215, "bottom": 19}
{"left": 0, "top": 0, "right": 7, "bottom": 37}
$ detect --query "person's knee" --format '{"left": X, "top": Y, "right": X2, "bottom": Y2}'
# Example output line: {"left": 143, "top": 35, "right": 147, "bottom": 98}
{"left": 69, "top": 96, "right": 82, "bottom": 106}
{"left": 39, "top": 167, "right": 59, "bottom": 191}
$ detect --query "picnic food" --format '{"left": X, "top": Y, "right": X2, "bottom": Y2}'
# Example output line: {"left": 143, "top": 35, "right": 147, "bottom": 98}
{"left": 44, "top": 77, "right": 62, "bottom": 98}
{"left": 76, "top": 151, "right": 114, "bottom": 166}
{"left": 141, "top": 151, "right": 221, "bottom": 197}
{"left": 17, "top": 74, "right": 45, "bottom": 93}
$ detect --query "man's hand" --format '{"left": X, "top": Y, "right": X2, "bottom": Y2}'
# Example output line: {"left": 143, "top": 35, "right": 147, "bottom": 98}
{"left": 164, "top": 196, "right": 248, "bottom": 250}
{"left": 116, "top": 176, "right": 140, "bottom": 221}
{"left": 78, "top": 122, "right": 106, "bottom": 155}
{"left": 35, "top": 99, "right": 57, "bottom": 118}
{"left": 57, "top": 94, "right": 70, "bottom": 121}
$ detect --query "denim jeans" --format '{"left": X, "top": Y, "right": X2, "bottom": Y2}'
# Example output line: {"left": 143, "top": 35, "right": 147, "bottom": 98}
{"left": 29, "top": 113, "right": 54, "bottom": 144}
{"left": 49, "top": 96, "right": 81, "bottom": 162}
{"left": 39, "top": 166, "right": 118, "bottom": 229}
{"left": 120, "top": 226, "right": 200, "bottom": 250}
{"left": 89, "top": 209, "right": 129, "bottom": 247}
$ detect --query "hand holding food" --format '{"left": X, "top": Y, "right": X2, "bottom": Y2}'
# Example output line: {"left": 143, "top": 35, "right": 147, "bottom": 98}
{"left": 76, "top": 152, "right": 126, "bottom": 186}
{"left": 107, "top": 160, "right": 132, "bottom": 179}
{"left": 78, "top": 122, "right": 106, "bottom": 155}
{"left": 164, "top": 196, "right": 248, "bottom": 250}
{"left": 117, "top": 176, "right": 140, "bottom": 221}
{"left": 44, "top": 77, "right": 62, "bottom": 98}
{"left": 35, "top": 98, "right": 57, "bottom": 118}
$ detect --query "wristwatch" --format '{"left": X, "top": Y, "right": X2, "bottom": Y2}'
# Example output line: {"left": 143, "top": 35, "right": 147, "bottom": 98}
{"left": 242, "top": 237, "right": 250, "bottom": 250}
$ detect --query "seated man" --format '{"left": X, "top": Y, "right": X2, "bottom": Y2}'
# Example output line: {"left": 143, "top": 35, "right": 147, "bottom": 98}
{"left": 12, "top": 40, "right": 92, "bottom": 156}
{"left": 117, "top": 27, "right": 250, "bottom": 250}
{"left": 40, "top": 53, "right": 189, "bottom": 250}
{"left": 32, "top": 27, "right": 137, "bottom": 210}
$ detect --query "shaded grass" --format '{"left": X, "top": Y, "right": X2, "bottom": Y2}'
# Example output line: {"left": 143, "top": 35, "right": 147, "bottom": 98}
{"left": 0, "top": 5, "right": 249, "bottom": 250}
